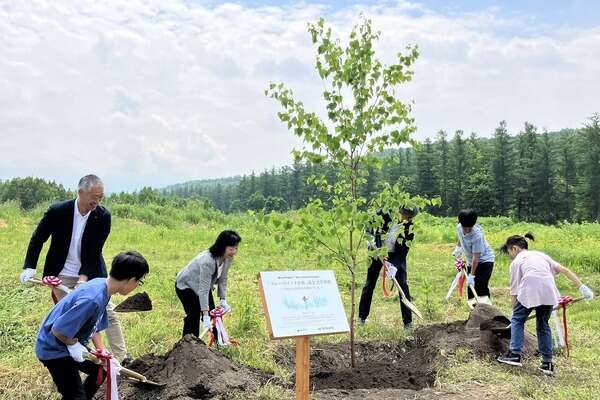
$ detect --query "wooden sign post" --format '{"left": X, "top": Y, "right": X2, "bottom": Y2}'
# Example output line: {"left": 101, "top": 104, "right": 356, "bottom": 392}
{"left": 258, "top": 271, "right": 350, "bottom": 400}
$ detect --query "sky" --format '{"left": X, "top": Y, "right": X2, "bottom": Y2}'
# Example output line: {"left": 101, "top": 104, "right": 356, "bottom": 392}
{"left": 1, "top": 0, "right": 599, "bottom": 191}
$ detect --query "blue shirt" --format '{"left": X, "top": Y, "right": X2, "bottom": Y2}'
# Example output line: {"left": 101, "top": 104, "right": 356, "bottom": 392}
{"left": 457, "top": 224, "right": 495, "bottom": 264}
{"left": 35, "top": 278, "right": 109, "bottom": 360}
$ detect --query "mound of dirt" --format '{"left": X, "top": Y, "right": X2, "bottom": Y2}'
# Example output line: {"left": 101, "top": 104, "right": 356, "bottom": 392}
{"left": 112, "top": 335, "right": 270, "bottom": 400}
{"left": 416, "top": 304, "right": 537, "bottom": 358}
{"left": 107, "top": 305, "right": 537, "bottom": 399}
{"left": 274, "top": 304, "right": 536, "bottom": 397}
{"left": 114, "top": 292, "right": 153, "bottom": 312}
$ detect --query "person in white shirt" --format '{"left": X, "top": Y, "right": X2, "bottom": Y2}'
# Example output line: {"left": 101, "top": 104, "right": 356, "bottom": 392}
{"left": 20, "top": 174, "right": 128, "bottom": 361}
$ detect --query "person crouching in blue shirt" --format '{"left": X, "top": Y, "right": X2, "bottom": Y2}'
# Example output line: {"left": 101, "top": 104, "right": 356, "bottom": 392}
{"left": 35, "top": 251, "right": 149, "bottom": 400}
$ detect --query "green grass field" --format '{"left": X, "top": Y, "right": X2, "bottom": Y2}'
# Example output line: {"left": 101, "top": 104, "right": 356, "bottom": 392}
{"left": 1, "top": 201, "right": 599, "bottom": 399}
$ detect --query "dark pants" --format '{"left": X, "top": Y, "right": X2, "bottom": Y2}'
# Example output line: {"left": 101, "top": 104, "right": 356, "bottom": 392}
{"left": 358, "top": 255, "right": 412, "bottom": 326}
{"left": 41, "top": 357, "right": 104, "bottom": 400}
{"left": 467, "top": 261, "right": 494, "bottom": 299}
{"left": 175, "top": 285, "right": 215, "bottom": 337}
{"left": 510, "top": 302, "right": 553, "bottom": 362}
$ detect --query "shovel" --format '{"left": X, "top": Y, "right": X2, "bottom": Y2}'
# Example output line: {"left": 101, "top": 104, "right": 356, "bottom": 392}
{"left": 83, "top": 352, "right": 166, "bottom": 387}
{"left": 383, "top": 261, "right": 423, "bottom": 320}
{"left": 28, "top": 277, "right": 71, "bottom": 295}
{"left": 29, "top": 277, "right": 153, "bottom": 313}
{"left": 490, "top": 297, "right": 585, "bottom": 335}
{"left": 461, "top": 269, "right": 480, "bottom": 309}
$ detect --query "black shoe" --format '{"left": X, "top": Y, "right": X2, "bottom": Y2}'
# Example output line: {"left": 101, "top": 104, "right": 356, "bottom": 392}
{"left": 539, "top": 361, "right": 554, "bottom": 376}
{"left": 497, "top": 351, "right": 522, "bottom": 367}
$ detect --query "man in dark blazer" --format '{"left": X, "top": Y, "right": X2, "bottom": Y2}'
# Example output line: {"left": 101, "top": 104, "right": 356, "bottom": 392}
{"left": 20, "top": 174, "right": 128, "bottom": 360}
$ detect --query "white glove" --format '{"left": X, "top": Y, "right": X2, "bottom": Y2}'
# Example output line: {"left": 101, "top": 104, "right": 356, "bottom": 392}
{"left": 579, "top": 284, "right": 594, "bottom": 301}
{"left": 20, "top": 268, "right": 36, "bottom": 283}
{"left": 386, "top": 263, "right": 397, "bottom": 279}
{"left": 67, "top": 342, "right": 88, "bottom": 362}
{"left": 467, "top": 274, "right": 475, "bottom": 287}
{"left": 202, "top": 315, "right": 211, "bottom": 330}
{"left": 452, "top": 245, "right": 462, "bottom": 258}
{"left": 220, "top": 299, "right": 231, "bottom": 313}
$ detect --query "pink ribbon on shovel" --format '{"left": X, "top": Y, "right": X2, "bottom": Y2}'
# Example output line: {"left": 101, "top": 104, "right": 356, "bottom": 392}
{"left": 208, "top": 307, "right": 239, "bottom": 347}
{"left": 42, "top": 276, "right": 63, "bottom": 304}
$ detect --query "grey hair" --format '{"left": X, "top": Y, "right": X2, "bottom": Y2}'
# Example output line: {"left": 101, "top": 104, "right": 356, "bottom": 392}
{"left": 78, "top": 174, "right": 103, "bottom": 192}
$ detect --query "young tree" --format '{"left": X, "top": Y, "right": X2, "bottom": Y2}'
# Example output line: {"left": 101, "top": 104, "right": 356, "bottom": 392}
{"left": 266, "top": 17, "right": 433, "bottom": 367}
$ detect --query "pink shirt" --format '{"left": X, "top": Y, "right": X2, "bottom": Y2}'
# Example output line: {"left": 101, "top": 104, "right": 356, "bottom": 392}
{"left": 509, "top": 250, "right": 561, "bottom": 308}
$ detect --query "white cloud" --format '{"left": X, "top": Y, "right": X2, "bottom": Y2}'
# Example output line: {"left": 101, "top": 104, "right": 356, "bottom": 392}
{"left": 0, "top": 1, "right": 599, "bottom": 190}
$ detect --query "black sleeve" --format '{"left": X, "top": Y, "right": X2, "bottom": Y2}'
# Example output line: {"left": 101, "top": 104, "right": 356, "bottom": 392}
{"left": 23, "top": 206, "right": 56, "bottom": 270}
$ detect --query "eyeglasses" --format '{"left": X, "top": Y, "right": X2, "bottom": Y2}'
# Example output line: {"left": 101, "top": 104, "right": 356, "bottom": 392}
{"left": 138, "top": 278, "right": 145, "bottom": 286}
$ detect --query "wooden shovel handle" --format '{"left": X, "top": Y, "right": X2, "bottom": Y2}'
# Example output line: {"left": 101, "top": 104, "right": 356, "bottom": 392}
{"left": 461, "top": 268, "right": 480, "bottom": 305}
{"left": 83, "top": 353, "right": 148, "bottom": 382}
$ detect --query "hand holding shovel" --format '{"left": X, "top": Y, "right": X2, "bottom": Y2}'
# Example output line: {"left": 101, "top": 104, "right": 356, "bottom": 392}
{"left": 384, "top": 261, "right": 423, "bottom": 320}
{"left": 84, "top": 352, "right": 165, "bottom": 387}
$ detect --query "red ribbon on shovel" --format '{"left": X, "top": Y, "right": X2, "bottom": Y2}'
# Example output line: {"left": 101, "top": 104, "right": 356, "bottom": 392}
{"left": 558, "top": 295, "right": 574, "bottom": 357}
{"left": 455, "top": 259, "right": 466, "bottom": 297}
{"left": 91, "top": 349, "right": 114, "bottom": 400}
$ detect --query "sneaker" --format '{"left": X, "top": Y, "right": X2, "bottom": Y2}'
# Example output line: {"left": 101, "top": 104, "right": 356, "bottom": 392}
{"left": 539, "top": 361, "right": 554, "bottom": 376}
{"left": 497, "top": 351, "right": 522, "bottom": 367}
{"left": 358, "top": 318, "right": 366, "bottom": 326}
{"left": 404, "top": 322, "right": 413, "bottom": 333}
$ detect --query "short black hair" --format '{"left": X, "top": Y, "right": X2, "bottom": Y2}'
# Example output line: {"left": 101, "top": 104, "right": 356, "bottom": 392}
{"left": 110, "top": 251, "right": 149, "bottom": 281}
{"left": 500, "top": 233, "right": 535, "bottom": 254}
{"left": 401, "top": 206, "right": 419, "bottom": 219}
{"left": 458, "top": 209, "right": 478, "bottom": 227}
{"left": 209, "top": 230, "right": 242, "bottom": 258}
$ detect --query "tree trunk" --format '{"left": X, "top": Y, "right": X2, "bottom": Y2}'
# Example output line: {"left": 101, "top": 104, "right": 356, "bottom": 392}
{"left": 350, "top": 264, "right": 356, "bottom": 368}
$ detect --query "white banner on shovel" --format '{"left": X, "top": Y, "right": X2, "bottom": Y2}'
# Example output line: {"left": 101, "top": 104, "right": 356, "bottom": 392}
{"left": 259, "top": 270, "right": 350, "bottom": 339}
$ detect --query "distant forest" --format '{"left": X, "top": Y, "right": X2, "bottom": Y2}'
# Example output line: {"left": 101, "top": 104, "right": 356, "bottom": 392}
{"left": 163, "top": 115, "right": 600, "bottom": 223}
{"left": 2, "top": 115, "right": 599, "bottom": 224}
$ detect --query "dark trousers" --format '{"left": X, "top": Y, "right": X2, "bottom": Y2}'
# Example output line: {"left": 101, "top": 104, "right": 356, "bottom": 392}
{"left": 510, "top": 302, "right": 553, "bottom": 362}
{"left": 358, "top": 255, "right": 412, "bottom": 326}
{"left": 175, "top": 285, "right": 215, "bottom": 337}
{"left": 41, "top": 357, "right": 104, "bottom": 400}
{"left": 467, "top": 261, "right": 494, "bottom": 299}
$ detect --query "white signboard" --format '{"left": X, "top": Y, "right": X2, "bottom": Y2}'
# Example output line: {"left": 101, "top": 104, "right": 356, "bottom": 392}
{"left": 259, "top": 270, "right": 350, "bottom": 339}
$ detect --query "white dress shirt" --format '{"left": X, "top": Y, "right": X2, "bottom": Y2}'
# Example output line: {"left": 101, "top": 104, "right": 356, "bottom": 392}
{"left": 59, "top": 198, "right": 91, "bottom": 277}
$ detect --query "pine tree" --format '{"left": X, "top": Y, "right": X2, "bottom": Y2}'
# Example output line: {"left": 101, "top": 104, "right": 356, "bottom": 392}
{"left": 580, "top": 113, "right": 600, "bottom": 220}
{"left": 434, "top": 130, "right": 450, "bottom": 214}
{"left": 491, "top": 121, "right": 513, "bottom": 215}
{"left": 415, "top": 138, "right": 438, "bottom": 198}
{"left": 514, "top": 122, "right": 538, "bottom": 220}
{"left": 448, "top": 130, "right": 466, "bottom": 214}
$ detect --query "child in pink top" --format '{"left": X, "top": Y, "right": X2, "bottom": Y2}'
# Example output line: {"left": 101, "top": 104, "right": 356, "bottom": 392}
{"left": 497, "top": 233, "right": 594, "bottom": 376}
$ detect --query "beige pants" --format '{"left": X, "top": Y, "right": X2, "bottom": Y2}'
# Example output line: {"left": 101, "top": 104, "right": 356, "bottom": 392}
{"left": 52, "top": 275, "right": 128, "bottom": 360}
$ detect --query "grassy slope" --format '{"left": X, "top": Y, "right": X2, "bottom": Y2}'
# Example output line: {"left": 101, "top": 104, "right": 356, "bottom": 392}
{"left": 0, "top": 202, "right": 599, "bottom": 400}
